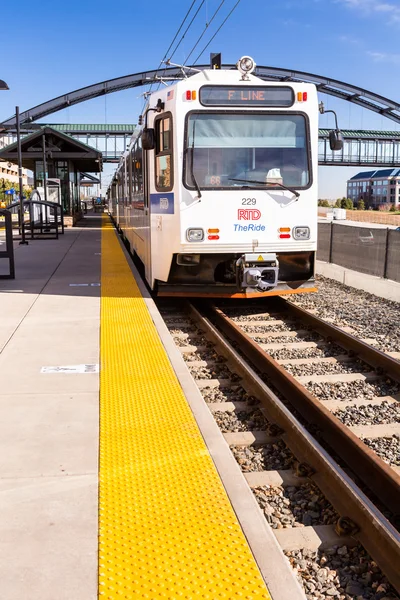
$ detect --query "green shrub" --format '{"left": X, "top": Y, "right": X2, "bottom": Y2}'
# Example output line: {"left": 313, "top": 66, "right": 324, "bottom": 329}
{"left": 340, "top": 197, "right": 353, "bottom": 209}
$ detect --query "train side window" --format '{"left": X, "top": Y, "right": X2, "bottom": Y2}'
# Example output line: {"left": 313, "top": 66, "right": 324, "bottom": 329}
{"left": 155, "top": 114, "right": 173, "bottom": 191}
{"left": 137, "top": 137, "right": 143, "bottom": 193}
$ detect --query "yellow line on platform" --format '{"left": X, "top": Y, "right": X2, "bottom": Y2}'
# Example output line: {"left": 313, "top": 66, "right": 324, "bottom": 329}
{"left": 99, "top": 217, "right": 271, "bottom": 599}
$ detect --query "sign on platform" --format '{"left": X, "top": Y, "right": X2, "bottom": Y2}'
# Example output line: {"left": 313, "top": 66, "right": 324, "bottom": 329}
{"left": 41, "top": 364, "right": 99, "bottom": 374}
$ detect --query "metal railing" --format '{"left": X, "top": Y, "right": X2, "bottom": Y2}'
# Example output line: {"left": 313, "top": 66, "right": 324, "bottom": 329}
{"left": 7, "top": 200, "right": 64, "bottom": 239}
{"left": 0, "top": 209, "right": 15, "bottom": 279}
{"left": 318, "top": 222, "right": 400, "bottom": 283}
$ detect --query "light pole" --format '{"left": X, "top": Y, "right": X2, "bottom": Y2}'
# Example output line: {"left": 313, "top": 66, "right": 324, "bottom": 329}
{"left": 16, "top": 106, "right": 28, "bottom": 245}
{"left": 0, "top": 80, "right": 9, "bottom": 210}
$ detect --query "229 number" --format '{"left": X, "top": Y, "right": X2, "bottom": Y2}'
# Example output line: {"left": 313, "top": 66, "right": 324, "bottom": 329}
{"left": 241, "top": 198, "right": 256, "bottom": 205}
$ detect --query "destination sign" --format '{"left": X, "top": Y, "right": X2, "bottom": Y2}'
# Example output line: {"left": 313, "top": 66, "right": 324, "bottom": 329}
{"left": 200, "top": 85, "right": 294, "bottom": 107}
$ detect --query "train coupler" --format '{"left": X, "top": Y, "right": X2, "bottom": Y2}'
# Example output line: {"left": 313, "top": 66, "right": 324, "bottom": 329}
{"left": 236, "top": 253, "right": 279, "bottom": 292}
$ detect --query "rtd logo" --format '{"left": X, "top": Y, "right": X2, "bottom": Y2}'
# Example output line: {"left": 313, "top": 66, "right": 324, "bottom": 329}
{"left": 238, "top": 209, "right": 261, "bottom": 220}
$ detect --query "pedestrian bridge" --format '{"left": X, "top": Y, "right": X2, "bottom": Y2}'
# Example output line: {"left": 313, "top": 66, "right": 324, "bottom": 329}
{"left": 318, "top": 129, "right": 400, "bottom": 167}
{"left": 2, "top": 124, "right": 400, "bottom": 167}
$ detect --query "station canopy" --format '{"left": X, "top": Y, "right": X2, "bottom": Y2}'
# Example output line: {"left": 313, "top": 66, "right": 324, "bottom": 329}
{"left": 0, "top": 126, "right": 102, "bottom": 172}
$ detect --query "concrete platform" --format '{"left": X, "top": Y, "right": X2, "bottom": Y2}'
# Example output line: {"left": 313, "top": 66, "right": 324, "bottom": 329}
{"left": 0, "top": 217, "right": 101, "bottom": 600}
{"left": 0, "top": 215, "right": 306, "bottom": 600}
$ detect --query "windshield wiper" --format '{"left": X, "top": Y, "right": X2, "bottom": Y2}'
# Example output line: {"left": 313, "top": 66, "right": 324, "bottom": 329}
{"left": 189, "top": 121, "right": 202, "bottom": 199}
{"left": 228, "top": 178, "right": 300, "bottom": 198}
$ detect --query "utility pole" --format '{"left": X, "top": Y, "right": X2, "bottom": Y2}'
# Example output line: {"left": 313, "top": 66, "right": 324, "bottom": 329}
{"left": 16, "top": 106, "right": 28, "bottom": 245}
{"left": 42, "top": 134, "right": 48, "bottom": 203}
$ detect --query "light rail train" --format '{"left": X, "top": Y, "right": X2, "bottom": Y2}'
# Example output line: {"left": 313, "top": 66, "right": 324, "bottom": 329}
{"left": 108, "top": 56, "right": 341, "bottom": 297}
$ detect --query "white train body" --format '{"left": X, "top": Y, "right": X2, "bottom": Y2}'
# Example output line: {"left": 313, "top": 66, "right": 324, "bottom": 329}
{"left": 109, "top": 60, "right": 319, "bottom": 298}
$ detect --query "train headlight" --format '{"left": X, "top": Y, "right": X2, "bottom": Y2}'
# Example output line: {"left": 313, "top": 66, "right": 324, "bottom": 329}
{"left": 186, "top": 228, "right": 204, "bottom": 242}
{"left": 293, "top": 226, "right": 310, "bottom": 240}
{"left": 236, "top": 56, "right": 256, "bottom": 76}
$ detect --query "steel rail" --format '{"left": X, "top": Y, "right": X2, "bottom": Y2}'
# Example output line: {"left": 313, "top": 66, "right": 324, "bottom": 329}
{"left": 277, "top": 297, "right": 400, "bottom": 384}
{"left": 185, "top": 301, "right": 400, "bottom": 593}
{"left": 199, "top": 302, "right": 400, "bottom": 515}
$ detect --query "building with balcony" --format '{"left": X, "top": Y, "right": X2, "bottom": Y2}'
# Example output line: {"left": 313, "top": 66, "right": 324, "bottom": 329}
{"left": 347, "top": 168, "right": 400, "bottom": 208}
{"left": 0, "top": 136, "right": 29, "bottom": 187}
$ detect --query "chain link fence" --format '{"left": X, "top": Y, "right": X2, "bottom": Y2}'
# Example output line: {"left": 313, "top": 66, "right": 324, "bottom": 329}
{"left": 317, "top": 223, "right": 400, "bottom": 283}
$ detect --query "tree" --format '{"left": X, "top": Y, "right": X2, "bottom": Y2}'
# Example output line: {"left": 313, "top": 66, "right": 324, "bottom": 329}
{"left": 358, "top": 199, "right": 365, "bottom": 211}
{"left": 339, "top": 197, "right": 353, "bottom": 209}
{"left": 390, "top": 203, "right": 396, "bottom": 212}
{"left": 335, "top": 198, "right": 342, "bottom": 207}
{"left": 318, "top": 199, "right": 330, "bottom": 207}
{"left": 0, "top": 178, "right": 31, "bottom": 204}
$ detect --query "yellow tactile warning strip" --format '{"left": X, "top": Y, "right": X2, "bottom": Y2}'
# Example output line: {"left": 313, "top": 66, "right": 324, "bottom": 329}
{"left": 99, "top": 216, "right": 271, "bottom": 599}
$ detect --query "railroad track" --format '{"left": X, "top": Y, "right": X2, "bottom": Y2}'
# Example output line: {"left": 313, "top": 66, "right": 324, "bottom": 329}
{"left": 159, "top": 297, "right": 400, "bottom": 598}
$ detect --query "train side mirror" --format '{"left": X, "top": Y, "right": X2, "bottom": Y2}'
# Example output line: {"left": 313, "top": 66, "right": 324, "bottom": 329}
{"left": 329, "top": 130, "right": 343, "bottom": 151}
{"left": 142, "top": 128, "right": 155, "bottom": 150}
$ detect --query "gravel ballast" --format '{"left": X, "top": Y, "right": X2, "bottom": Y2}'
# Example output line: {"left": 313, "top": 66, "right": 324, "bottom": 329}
{"left": 363, "top": 435, "right": 400, "bottom": 466}
{"left": 334, "top": 402, "right": 400, "bottom": 426}
{"left": 289, "top": 275, "right": 400, "bottom": 355}
{"left": 213, "top": 409, "right": 269, "bottom": 432}
{"left": 253, "top": 332, "right": 322, "bottom": 344}
{"left": 267, "top": 344, "right": 345, "bottom": 361}
{"left": 232, "top": 441, "right": 295, "bottom": 471}
{"left": 285, "top": 360, "right": 371, "bottom": 378}
{"left": 286, "top": 545, "right": 399, "bottom": 600}
{"left": 201, "top": 385, "right": 254, "bottom": 403}
{"left": 187, "top": 363, "right": 237, "bottom": 380}
{"left": 306, "top": 380, "right": 400, "bottom": 402}
{"left": 254, "top": 483, "right": 338, "bottom": 529}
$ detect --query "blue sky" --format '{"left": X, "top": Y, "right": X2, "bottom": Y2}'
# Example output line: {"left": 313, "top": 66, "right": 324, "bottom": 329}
{"left": 1, "top": 0, "right": 400, "bottom": 196}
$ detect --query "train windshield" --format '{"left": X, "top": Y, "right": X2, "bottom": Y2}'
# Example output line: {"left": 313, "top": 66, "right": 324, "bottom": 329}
{"left": 184, "top": 112, "right": 310, "bottom": 190}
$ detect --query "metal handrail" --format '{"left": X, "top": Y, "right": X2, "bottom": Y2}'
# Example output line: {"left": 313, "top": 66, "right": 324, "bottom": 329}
{"left": 7, "top": 200, "right": 64, "bottom": 238}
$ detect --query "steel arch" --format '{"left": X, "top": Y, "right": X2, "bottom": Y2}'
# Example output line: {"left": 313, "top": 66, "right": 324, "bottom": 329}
{"left": 2, "top": 65, "right": 400, "bottom": 127}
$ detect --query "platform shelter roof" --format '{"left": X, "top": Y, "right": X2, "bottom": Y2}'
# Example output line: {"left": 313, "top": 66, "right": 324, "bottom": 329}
{"left": 0, "top": 126, "right": 102, "bottom": 172}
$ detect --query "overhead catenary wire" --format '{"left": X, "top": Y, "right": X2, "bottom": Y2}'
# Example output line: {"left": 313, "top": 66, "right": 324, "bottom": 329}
{"left": 183, "top": 0, "right": 226, "bottom": 66}
{"left": 144, "top": 0, "right": 242, "bottom": 104}
{"left": 192, "top": 0, "right": 242, "bottom": 65}
{"left": 154, "top": 0, "right": 207, "bottom": 92}
{"left": 146, "top": 0, "right": 199, "bottom": 99}
{"left": 167, "top": 0, "right": 207, "bottom": 63}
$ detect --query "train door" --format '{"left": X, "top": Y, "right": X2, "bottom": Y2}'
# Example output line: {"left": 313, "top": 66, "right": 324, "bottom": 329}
{"left": 142, "top": 141, "right": 152, "bottom": 283}
{"left": 148, "top": 113, "right": 175, "bottom": 288}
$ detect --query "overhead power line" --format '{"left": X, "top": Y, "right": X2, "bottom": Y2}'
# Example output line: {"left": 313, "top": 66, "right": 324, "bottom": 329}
{"left": 168, "top": 0, "right": 206, "bottom": 61}
{"left": 183, "top": 0, "right": 226, "bottom": 66}
{"left": 160, "top": 0, "right": 198, "bottom": 67}
{"left": 147, "top": 0, "right": 199, "bottom": 97}
{"left": 192, "top": 0, "right": 242, "bottom": 65}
